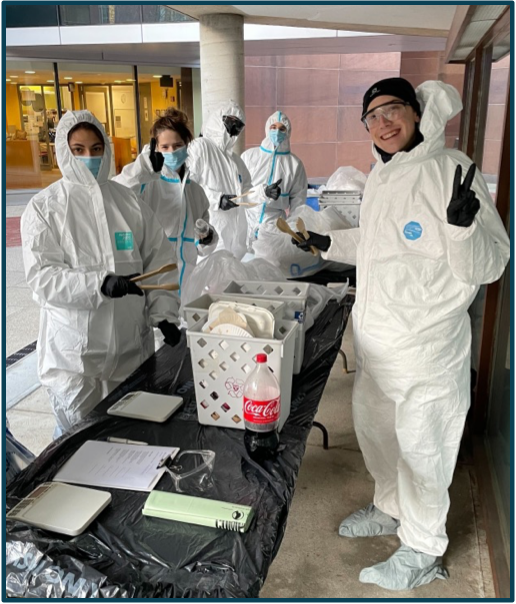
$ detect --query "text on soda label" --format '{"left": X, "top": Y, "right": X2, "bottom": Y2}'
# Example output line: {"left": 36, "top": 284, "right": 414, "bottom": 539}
{"left": 243, "top": 397, "right": 280, "bottom": 424}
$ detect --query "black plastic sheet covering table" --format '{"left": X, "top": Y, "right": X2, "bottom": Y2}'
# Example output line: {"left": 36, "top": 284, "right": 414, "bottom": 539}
{"left": 6, "top": 297, "right": 352, "bottom": 599}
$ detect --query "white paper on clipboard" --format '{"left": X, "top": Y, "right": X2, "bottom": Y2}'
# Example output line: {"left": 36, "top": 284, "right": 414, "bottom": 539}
{"left": 53, "top": 441, "right": 179, "bottom": 492}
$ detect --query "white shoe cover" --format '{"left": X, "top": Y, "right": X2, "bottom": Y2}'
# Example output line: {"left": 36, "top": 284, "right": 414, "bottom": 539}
{"left": 339, "top": 503, "right": 400, "bottom": 537}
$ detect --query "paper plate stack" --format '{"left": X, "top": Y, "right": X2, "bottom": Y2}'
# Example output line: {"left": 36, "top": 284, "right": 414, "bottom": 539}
{"left": 202, "top": 302, "right": 275, "bottom": 339}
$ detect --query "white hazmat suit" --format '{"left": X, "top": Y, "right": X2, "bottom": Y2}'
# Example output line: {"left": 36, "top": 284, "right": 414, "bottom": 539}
{"left": 113, "top": 145, "right": 218, "bottom": 293}
{"left": 187, "top": 101, "right": 252, "bottom": 259}
{"left": 21, "top": 111, "right": 180, "bottom": 434}
{"left": 242, "top": 111, "right": 307, "bottom": 248}
{"left": 322, "top": 82, "right": 510, "bottom": 556}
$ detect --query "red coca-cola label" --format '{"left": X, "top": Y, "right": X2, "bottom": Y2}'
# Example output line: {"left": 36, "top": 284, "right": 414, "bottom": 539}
{"left": 243, "top": 396, "right": 280, "bottom": 425}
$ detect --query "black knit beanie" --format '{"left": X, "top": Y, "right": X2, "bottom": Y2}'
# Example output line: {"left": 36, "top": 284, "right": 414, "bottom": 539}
{"left": 362, "top": 77, "right": 421, "bottom": 119}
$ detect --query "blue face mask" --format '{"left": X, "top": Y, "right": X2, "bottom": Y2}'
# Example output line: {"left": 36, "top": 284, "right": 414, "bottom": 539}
{"left": 269, "top": 129, "right": 287, "bottom": 147}
{"left": 162, "top": 146, "right": 188, "bottom": 172}
{"left": 76, "top": 156, "right": 103, "bottom": 179}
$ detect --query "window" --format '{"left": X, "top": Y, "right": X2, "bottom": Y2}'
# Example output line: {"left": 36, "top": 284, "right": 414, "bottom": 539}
{"left": 57, "top": 63, "right": 138, "bottom": 174}
{"left": 486, "top": 263, "right": 511, "bottom": 558}
{"left": 481, "top": 54, "right": 510, "bottom": 202}
{"left": 142, "top": 6, "right": 195, "bottom": 23}
{"left": 6, "top": 5, "right": 58, "bottom": 27}
{"left": 58, "top": 5, "right": 142, "bottom": 26}
{"left": 136, "top": 66, "right": 182, "bottom": 146}
{"left": 5, "top": 60, "right": 203, "bottom": 191}
{"left": 9, "top": 5, "right": 195, "bottom": 27}
{"left": 6, "top": 61, "right": 60, "bottom": 190}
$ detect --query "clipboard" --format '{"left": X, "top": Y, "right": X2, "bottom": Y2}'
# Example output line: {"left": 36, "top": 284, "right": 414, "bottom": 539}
{"left": 53, "top": 441, "right": 179, "bottom": 492}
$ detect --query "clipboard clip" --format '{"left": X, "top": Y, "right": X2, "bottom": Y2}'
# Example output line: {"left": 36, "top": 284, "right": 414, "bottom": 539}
{"left": 157, "top": 453, "right": 174, "bottom": 469}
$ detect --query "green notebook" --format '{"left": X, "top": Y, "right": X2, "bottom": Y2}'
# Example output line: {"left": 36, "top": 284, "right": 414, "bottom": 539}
{"left": 142, "top": 490, "right": 254, "bottom": 533}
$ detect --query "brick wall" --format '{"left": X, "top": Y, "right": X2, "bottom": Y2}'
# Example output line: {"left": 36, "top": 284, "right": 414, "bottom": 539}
{"left": 400, "top": 51, "right": 465, "bottom": 150}
{"left": 245, "top": 51, "right": 511, "bottom": 181}
{"left": 245, "top": 52, "right": 401, "bottom": 178}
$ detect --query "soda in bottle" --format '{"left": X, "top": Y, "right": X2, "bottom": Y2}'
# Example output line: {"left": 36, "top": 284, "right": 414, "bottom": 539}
{"left": 243, "top": 353, "right": 280, "bottom": 462}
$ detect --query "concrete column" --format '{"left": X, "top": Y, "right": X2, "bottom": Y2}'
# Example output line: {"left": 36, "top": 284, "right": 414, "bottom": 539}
{"left": 180, "top": 67, "right": 194, "bottom": 124}
{"left": 199, "top": 13, "right": 245, "bottom": 153}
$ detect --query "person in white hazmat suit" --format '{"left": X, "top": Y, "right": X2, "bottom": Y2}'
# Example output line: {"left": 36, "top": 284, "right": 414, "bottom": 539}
{"left": 292, "top": 78, "right": 510, "bottom": 590}
{"left": 21, "top": 110, "right": 182, "bottom": 437}
{"left": 241, "top": 110, "right": 307, "bottom": 249}
{"left": 113, "top": 108, "right": 218, "bottom": 294}
{"left": 186, "top": 100, "right": 252, "bottom": 260}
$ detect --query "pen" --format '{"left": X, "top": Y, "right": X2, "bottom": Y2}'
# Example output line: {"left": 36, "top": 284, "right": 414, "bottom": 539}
{"left": 106, "top": 437, "right": 148, "bottom": 446}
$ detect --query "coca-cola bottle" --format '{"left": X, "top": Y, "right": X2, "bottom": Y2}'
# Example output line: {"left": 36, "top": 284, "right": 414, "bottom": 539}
{"left": 243, "top": 353, "right": 280, "bottom": 462}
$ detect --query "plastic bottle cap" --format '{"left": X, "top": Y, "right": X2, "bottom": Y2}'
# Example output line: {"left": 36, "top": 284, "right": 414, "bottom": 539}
{"left": 255, "top": 353, "right": 267, "bottom": 363}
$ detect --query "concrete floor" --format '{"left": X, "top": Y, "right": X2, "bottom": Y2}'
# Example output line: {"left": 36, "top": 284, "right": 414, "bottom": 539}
{"left": 6, "top": 204, "right": 58, "bottom": 453}
{"left": 5, "top": 224, "right": 495, "bottom": 598}
{"left": 5, "top": 206, "right": 41, "bottom": 359}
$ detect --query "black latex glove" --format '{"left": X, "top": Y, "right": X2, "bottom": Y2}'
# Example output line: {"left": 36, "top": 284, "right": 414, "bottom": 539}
{"left": 149, "top": 137, "right": 164, "bottom": 173}
{"left": 265, "top": 178, "right": 282, "bottom": 201}
{"left": 200, "top": 229, "right": 214, "bottom": 245}
{"left": 220, "top": 194, "right": 238, "bottom": 211}
{"left": 158, "top": 320, "right": 181, "bottom": 347}
{"left": 102, "top": 274, "right": 144, "bottom": 298}
{"left": 291, "top": 231, "right": 331, "bottom": 252}
{"left": 447, "top": 163, "right": 480, "bottom": 228}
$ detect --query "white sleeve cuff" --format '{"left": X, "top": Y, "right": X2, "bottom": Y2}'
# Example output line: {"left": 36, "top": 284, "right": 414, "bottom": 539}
{"left": 445, "top": 220, "right": 478, "bottom": 242}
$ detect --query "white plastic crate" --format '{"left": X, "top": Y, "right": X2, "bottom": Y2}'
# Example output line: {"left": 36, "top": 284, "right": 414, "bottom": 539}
{"left": 222, "top": 281, "right": 312, "bottom": 374}
{"left": 183, "top": 293, "right": 285, "bottom": 330}
{"left": 319, "top": 190, "right": 361, "bottom": 227}
{"left": 319, "top": 202, "right": 361, "bottom": 227}
{"left": 187, "top": 316, "right": 298, "bottom": 431}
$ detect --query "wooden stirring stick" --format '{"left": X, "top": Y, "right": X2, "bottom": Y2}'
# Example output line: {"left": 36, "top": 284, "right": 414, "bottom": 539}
{"left": 276, "top": 217, "right": 304, "bottom": 242}
{"left": 296, "top": 217, "right": 319, "bottom": 256}
{"left": 139, "top": 283, "right": 180, "bottom": 291}
{"left": 230, "top": 189, "right": 255, "bottom": 202}
{"left": 276, "top": 218, "right": 317, "bottom": 256}
{"left": 130, "top": 263, "right": 177, "bottom": 283}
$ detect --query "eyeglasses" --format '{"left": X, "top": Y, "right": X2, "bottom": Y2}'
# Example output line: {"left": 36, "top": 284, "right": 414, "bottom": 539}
{"left": 361, "top": 101, "right": 409, "bottom": 129}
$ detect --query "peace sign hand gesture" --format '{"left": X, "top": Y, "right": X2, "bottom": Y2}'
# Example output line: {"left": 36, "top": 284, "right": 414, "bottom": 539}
{"left": 447, "top": 163, "right": 480, "bottom": 228}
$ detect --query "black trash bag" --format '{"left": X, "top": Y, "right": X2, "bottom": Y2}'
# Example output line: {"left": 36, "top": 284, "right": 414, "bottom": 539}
{"left": 6, "top": 298, "right": 352, "bottom": 598}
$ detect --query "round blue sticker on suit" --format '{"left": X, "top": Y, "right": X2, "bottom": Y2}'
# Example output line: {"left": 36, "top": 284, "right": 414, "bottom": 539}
{"left": 403, "top": 221, "right": 423, "bottom": 240}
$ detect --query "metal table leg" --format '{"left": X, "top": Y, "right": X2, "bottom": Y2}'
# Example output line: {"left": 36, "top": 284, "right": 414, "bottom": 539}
{"left": 312, "top": 421, "right": 329, "bottom": 450}
{"left": 337, "top": 349, "right": 355, "bottom": 374}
